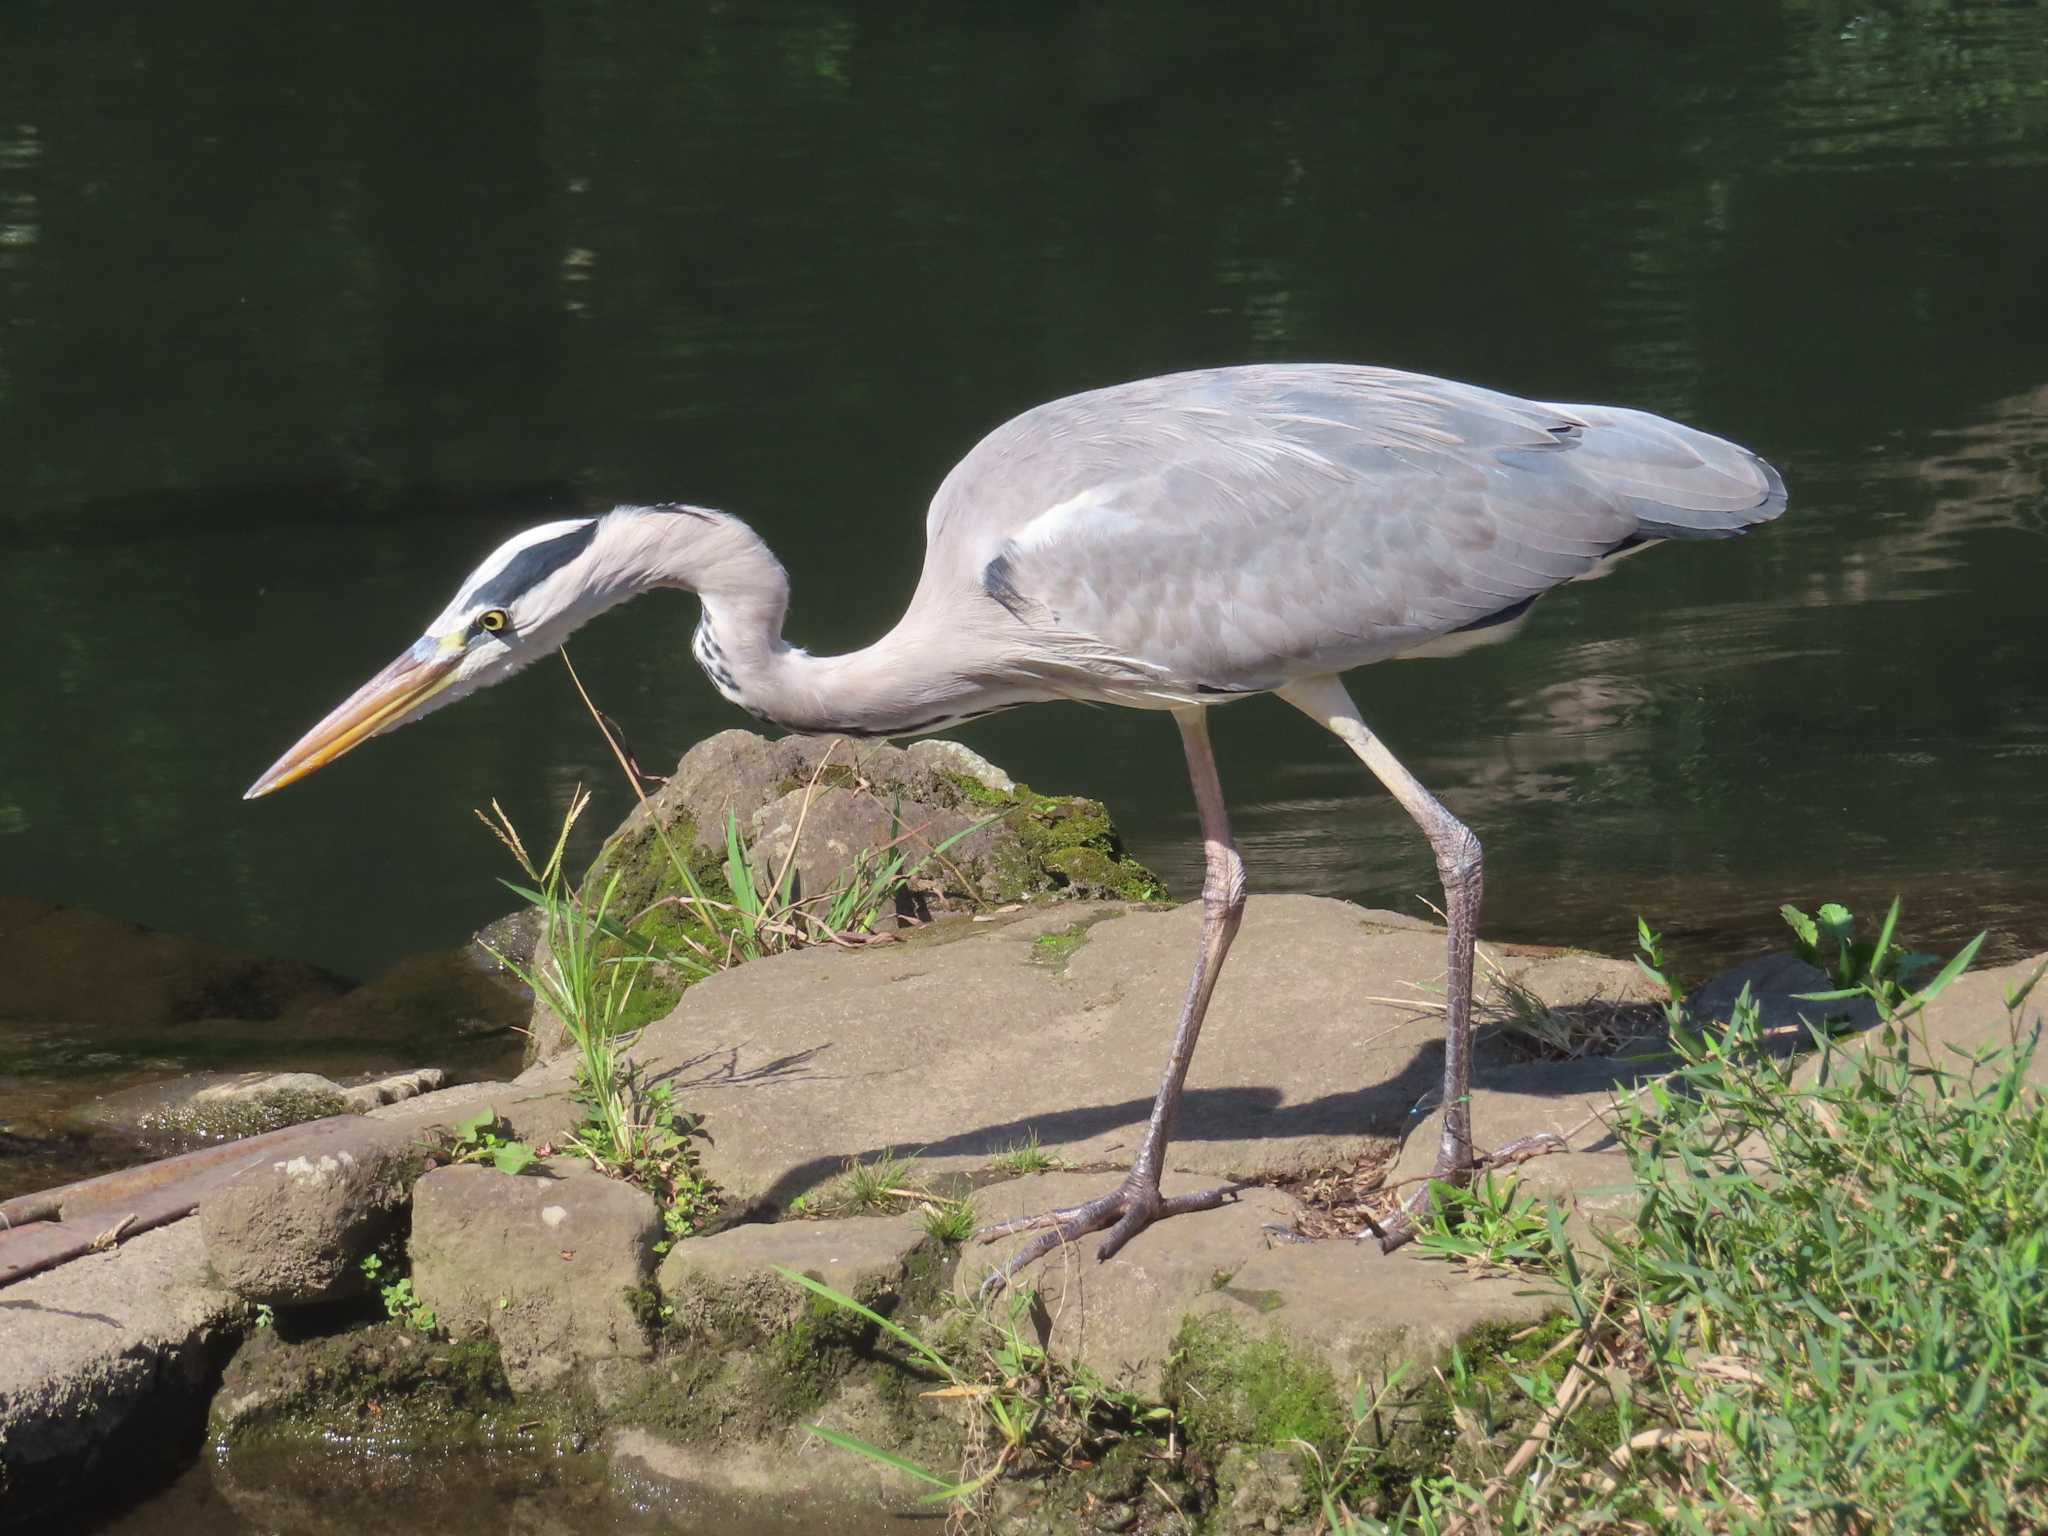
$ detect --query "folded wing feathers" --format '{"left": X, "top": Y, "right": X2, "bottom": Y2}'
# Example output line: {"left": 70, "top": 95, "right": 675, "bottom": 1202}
{"left": 941, "top": 366, "right": 1785, "bottom": 689}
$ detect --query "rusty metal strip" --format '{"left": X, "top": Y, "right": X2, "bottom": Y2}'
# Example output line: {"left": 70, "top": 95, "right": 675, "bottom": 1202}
{"left": 0, "top": 1114, "right": 368, "bottom": 1288}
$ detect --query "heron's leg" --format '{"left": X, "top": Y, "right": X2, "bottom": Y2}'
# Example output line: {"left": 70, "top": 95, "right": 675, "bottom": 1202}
{"left": 974, "top": 706, "right": 1248, "bottom": 1291}
{"left": 1278, "top": 677, "right": 1560, "bottom": 1251}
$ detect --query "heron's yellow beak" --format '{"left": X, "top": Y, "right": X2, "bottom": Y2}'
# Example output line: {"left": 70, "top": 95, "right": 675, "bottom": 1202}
{"left": 244, "top": 636, "right": 465, "bottom": 799}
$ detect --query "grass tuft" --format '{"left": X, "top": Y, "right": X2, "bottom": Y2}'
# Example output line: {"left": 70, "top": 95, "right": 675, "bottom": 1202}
{"left": 989, "top": 1130, "right": 1067, "bottom": 1176}
{"left": 920, "top": 1197, "right": 978, "bottom": 1244}
{"left": 839, "top": 1149, "right": 916, "bottom": 1213}
{"left": 1326, "top": 900, "right": 2045, "bottom": 1534}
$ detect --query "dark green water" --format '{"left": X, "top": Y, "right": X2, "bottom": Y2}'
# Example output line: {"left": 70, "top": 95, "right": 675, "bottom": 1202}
{"left": 4, "top": 2, "right": 2046, "bottom": 988}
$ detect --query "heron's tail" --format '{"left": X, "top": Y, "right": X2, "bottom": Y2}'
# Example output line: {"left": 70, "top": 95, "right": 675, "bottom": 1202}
{"left": 1560, "top": 403, "right": 1788, "bottom": 541}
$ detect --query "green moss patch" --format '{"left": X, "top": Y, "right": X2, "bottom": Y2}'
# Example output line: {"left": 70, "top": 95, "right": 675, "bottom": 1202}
{"left": 1032, "top": 926, "right": 1089, "bottom": 965}
{"left": 1030, "top": 907, "right": 1134, "bottom": 974}
{"left": 156, "top": 1084, "right": 354, "bottom": 1141}
{"left": 941, "top": 773, "right": 1165, "bottom": 903}
{"left": 624, "top": 1240, "right": 953, "bottom": 1447}
{"left": 1165, "top": 1314, "right": 1346, "bottom": 1468}
{"left": 212, "top": 1324, "right": 573, "bottom": 1455}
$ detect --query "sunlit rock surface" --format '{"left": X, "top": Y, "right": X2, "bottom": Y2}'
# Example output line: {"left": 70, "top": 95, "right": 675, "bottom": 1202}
{"left": 520, "top": 730, "right": 1166, "bottom": 1063}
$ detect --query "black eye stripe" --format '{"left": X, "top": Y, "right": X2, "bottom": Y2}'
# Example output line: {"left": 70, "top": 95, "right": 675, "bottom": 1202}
{"left": 469, "top": 521, "right": 598, "bottom": 609}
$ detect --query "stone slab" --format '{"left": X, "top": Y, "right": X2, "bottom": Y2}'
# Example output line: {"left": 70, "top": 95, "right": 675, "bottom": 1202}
{"left": 1183, "top": 1240, "right": 1559, "bottom": 1389}
{"left": 199, "top": 1117, "right": 424, "bottom": 1306}
{"left": 410, "top": 1162, "right": 660, "bottom": 1398}
{"left": 658, "top": 1212, "right": 930, "bottom": 1334}
{"left": 517, "top": 896, "right": 1650, "bottom": 1217}
{"left": 364, "top": 1080, "right": 583, "bottom": 1148}
{"left": 953, "top": 1171, "right": 1306, "bottom": 1396}
{"left": 0, "top": 1219, "right": 244, "bottom": 1519}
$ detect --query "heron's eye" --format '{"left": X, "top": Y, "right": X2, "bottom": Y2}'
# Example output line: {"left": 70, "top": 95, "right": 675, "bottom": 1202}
{"left": 478, "top": 609, "right": 509, "bottom": 635}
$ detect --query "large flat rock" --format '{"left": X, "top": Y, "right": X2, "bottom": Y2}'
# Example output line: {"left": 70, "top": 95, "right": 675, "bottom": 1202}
{"left": 1184, "top": 1240, "right": 1558, "bottom": 1388}
{"left": 0, "top": 1218, "right": 244, "bottom": 1519}
{"left": 955, "top": 1171, "right": 1306, "bottom": 1396}
{"left": 519, "top": 896, "right": 1652, "bottom": 1214}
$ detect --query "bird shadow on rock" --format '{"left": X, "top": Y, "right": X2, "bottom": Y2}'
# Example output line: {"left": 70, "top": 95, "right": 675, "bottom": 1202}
{"left": 0, "top": 1298, "right": 121, "bottom": 1326}
{"left": 745, "top": 1028, "right": 1691, "bottom": 1214}
{"left": 751, "top": 1064, "right": 1445, "bottom": 1214}
{"left": 652, "top": 1043, "right": 836, "bottom": 1094}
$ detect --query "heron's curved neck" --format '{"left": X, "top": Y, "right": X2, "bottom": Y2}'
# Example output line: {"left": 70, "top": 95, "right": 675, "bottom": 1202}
{"left": 600, "top": 505, "right": 978, "bottom": 738}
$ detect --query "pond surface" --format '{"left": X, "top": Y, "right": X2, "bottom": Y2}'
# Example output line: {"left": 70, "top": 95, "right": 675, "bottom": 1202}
{"left": 4, "top": 4, "right": 2046, "bottom": 995}
{"left": 59, "top": 1443, "right": 811, "bottom": 1536}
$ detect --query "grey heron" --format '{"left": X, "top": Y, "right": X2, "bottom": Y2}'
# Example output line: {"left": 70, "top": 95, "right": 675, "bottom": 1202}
{"left": 246, "top": 364, "right": 1785, "bottom": 1280}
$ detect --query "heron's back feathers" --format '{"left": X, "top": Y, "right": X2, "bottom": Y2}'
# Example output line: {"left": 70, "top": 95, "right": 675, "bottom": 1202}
{"left": 919, "top": 365, "right": 1785, "bottom": 700}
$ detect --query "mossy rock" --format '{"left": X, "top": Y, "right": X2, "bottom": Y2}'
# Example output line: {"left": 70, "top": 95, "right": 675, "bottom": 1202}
{"left": 287, "top": 949, "right": 530, "bottom": 1052}
{"left": 618, "top": 1223, "right": 950, "bottom": 1448}
{"left": 70, "top": 1070, "right": 355, "bottom": 1143}
{"left": 523, "top": 731, "right": 1163, "bottom": 1065}
{"left": 210, "top": 1323, "right": 540, "bottom": 1452}
{"left": 964, "top": 781, "right": 1165, "bottom": 905}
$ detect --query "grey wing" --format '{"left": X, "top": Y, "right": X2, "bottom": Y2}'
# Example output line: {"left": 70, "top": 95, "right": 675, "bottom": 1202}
{"left": 935, "top": 365, "right": 1785, "bottom": 697}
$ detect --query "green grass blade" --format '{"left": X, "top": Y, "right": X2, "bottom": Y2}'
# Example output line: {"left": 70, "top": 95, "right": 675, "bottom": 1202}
{"left": 800, "top": 1422, "right": 954, "bottom": 1489}
{"left": 1872, "top": 897, "right": 1902, "bottom": 975}
{"left": 919, "top": 1465, "right": 1000, "bottom": 1505}
{"left": 771, "top": 1265, "right": 958, "bottom": 1380}
{"left": 1900, "top": 932, "right": 1987, "bottom": 1016}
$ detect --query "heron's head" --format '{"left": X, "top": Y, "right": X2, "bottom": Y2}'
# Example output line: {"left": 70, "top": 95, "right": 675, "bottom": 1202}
{"left": 244, "top": 516, "right": 616, "bottom": 799}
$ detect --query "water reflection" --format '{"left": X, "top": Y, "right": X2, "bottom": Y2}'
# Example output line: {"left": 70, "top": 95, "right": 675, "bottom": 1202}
{"left": 0, "top": 0, "right": 2041, "bottom": 999}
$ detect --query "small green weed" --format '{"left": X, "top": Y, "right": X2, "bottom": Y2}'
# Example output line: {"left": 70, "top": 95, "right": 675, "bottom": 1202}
{"left": 840, "top": 1150, "right": 915, "bottom": 1213}
{"left": 787, "top": 1150, "right": 934, "bottom": 1218}
{"left": 479, "top": 794, "right": 721, "bottom": 1249}
{"left": 1783, "top": 896, "right": 1945, "bottom": 1017}
{"left": 360, "top": 1251, "right": 437, "bottom": 1334}
{"left": 444, "top": 1105, "right": 537, "bottom": 1176}
{"left": 1415, "top": 1170, "right": 1554, "bottom": 1272}
{"left": 1634, "top": 916, "right": 1688, "bottom": 1033}
{"left": 569, "top": 1067, "right": 720, "bottom": 1252}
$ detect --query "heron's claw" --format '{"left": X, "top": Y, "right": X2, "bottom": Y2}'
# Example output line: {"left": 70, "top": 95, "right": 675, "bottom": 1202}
{"left": 972, "top": 1175, "right": 1245, "bottom": 1299}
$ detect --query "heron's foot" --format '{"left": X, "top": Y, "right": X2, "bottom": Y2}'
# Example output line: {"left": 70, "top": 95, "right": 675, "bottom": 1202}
{"left": 1364, "top": 1131, "right": 1571, "bottom": 1254}
{"left": 973, "top": 1174, "right": 1245, "bottom": 1298}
